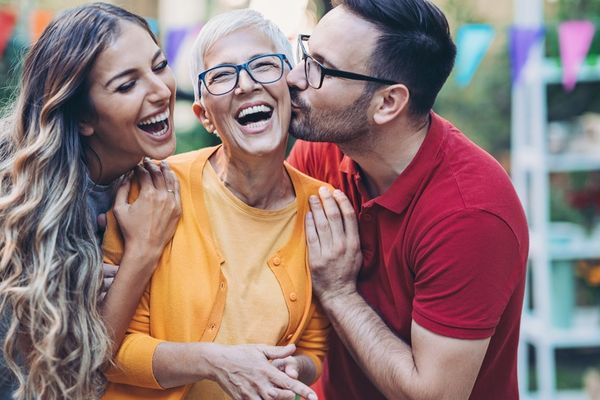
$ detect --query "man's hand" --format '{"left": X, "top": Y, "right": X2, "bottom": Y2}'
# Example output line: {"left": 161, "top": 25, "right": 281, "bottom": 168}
{"left": 306, "top": 187, "right": 362, "bottom": 302}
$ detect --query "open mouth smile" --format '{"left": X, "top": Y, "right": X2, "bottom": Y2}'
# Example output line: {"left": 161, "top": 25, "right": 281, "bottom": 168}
{"left": 235, "top": 104, "right": 274, "bottom": 129}
{"left": 138, "top": 109, "right": 170, "bottom": 137}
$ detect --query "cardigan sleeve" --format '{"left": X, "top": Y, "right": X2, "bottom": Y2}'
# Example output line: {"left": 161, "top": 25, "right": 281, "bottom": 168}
{"left": 102, "top": 208, "right": 165, "bottom": 389}
{"left": 294, "top": 300, "right": 330, "bottom": 379}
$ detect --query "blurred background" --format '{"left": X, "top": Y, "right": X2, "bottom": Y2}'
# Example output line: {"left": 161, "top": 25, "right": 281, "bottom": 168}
{"left": 1, "top": 0, "right": 600, "bottom": 398}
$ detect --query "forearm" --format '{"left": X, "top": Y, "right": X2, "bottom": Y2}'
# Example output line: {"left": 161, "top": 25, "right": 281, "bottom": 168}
{"left": 152, "top": 342, "right": 214, "bottom": 388}
{"left": 100, "top": 248, "right": 159, "bottom": 355}
{"left": 320, "top": 291, "right": 430, "bottom": 400}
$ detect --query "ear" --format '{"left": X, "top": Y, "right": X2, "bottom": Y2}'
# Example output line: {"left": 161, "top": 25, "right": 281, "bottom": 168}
{"left": 192, "top": 101, "right": 216, "bottom": 133}
{"left": 372, "top": 84, "right": 410, "bottom": 126}
{"left": 78, "top": 121, "right": 94, "bottom": 137}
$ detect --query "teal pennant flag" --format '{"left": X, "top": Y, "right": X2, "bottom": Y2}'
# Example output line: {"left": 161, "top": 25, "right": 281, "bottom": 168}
{"left": 455, "top": 24, "right": 495, "bottom": 87}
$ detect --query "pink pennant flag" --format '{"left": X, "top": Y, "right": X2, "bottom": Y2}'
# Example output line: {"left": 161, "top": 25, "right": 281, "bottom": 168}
{"left": 559, "top": 20, "right": 596, "bottom": 91}
{"left": 0, "top": 9, "right": 17, "bottom": 58}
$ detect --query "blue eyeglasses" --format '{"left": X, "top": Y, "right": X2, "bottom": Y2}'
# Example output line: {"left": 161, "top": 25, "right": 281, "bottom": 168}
{"left": 198, "top": 53, "right": 292, "bottom": 96}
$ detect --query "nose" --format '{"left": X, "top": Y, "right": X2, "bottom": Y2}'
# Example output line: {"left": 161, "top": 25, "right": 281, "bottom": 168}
{"left": 147, "top": 73, "right": 172, "bottom": 104}
{"left": 234, "top": 68, "right": 260, "bottom": 95}
{"left": 287, "top": 63, "right": 308, "bottom": 90}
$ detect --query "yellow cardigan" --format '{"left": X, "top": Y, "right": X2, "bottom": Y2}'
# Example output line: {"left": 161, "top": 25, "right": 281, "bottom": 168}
{"left": 101, "top": 146, "right": 330, "bottom": 400}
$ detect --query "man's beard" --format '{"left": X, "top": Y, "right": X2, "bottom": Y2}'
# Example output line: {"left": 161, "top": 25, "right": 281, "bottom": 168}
{"left": 289, "top": 87, "right": 372, "bottom": 144}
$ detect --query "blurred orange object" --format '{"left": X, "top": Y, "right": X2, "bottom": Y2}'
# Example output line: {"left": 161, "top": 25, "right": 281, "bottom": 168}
{"left": 30, "top": 10, "right": 53, "bottom": 42}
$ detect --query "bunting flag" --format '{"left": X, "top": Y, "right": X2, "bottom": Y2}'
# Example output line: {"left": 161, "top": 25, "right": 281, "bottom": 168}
{"left": 509, "top": 26, "right": 545, "bottom": 85}
{"left": 455, "top": 24, "right": 495, "bottom": 87}
{"left": 30, "top": 10, "right": 53, "bottom": 42}
{"left": 559, "top": 20, "right": 596, "bottom": 91}
{"left": 146, "top": 17, "right": 159, "bottom": 37}
{"left": 165, "top": 27, "right": 189, "bottom": 66}
{"left": 0, "top": 9, "right": 17, "bottom": 58}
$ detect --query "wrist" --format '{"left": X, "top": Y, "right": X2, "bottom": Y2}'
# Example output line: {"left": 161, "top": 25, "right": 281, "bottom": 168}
{"left": 317, "top": 284, "right": 358, "bottom": 306}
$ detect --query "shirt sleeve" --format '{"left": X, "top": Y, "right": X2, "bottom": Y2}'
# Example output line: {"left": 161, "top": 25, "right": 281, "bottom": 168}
{"left": 294, "top": 300, "right": 330, "bottom": 379}
{"left": 411, "top": 208, "right": 525, "bottom": 340}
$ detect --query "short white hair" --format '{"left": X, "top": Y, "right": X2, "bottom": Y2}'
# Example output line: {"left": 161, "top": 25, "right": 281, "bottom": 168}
{"left": 189, "top": 8, "right": 294, "bottom": 102}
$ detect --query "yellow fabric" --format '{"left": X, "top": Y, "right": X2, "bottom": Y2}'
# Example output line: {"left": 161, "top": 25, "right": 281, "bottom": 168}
{"left": 101, "top": 145, "right": 330, "bottom": 400}
{"left": 185, "top": 162, "right": 294, "bottom": 400}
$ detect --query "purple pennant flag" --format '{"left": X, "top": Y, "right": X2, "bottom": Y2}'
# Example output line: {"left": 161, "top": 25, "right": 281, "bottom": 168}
{"left": 559, "top": 20, "right": 596, "bottom": 91}
{"left": 166, "top": 27, "right": 189, "bottom": 66}
{"left": 509, "top": 26, "right": 545, "bottom": 85}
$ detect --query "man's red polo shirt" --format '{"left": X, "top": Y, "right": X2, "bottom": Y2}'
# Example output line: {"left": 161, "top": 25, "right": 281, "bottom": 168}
{"left": 288, "top": 112, "right": 528, "bottom": 400}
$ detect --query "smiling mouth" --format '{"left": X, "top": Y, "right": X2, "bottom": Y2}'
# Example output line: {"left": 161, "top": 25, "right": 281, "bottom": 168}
{"left": 236, "top": 104, "right": 274, "bottom": 128}
{"left": 138, "top": 109, "right": 170, "bottom": 137}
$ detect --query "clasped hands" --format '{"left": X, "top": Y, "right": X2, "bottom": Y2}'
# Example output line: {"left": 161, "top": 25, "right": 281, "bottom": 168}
{"left": 206, "top": 343, "right": 317, "bottom": 400}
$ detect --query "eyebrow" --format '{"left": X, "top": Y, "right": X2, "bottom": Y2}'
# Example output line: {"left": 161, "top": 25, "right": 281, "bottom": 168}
{"left": 104, "top": 49, "right": 163, "bottom": 88}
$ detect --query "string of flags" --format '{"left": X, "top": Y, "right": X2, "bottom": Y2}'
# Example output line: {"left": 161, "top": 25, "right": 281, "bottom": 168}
{"left": 0, "top": 7, "right": 598, "bottom": 92}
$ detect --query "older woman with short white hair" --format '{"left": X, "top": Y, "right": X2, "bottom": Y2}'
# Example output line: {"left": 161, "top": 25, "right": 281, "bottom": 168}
{"left": 101, "top": 8, "right": 329, "bottom": 400}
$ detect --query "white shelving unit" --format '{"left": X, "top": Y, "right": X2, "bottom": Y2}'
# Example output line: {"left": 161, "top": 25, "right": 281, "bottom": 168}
{"left": 512, "top": 1, "right": 600, "bottom": 399}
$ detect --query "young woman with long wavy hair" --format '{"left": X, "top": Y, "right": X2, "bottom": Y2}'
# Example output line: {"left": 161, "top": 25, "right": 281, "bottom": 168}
{"left": 0, "top": 3, "right": 181, "bottom": 399}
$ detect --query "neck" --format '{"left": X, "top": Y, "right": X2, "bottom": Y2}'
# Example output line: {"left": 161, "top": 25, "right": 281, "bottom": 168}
{"left": 340, "top": 114, "right": 430, "bottom": 198}
{"left": 209, "top": 146, "right": 294, "bottom": 210}
{"left": 84, "top": 147, "right": 135, "bottom": 185}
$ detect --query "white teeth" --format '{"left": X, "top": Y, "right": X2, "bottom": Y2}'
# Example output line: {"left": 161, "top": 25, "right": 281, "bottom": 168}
{"left": 139, "top": 109, "right": 170, "bottom": 126}
{"left": 246, "top": 120, "right": 269, "bottom": 129}
{"left": 148, "top": 123, "right": 169, "bottom": 137}
{"left": 237, "top": 104, "right": 272, "bottom": 119}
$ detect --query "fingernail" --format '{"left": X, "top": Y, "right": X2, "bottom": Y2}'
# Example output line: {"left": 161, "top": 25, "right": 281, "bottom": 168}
{"left": 309, "top": 195, "right": 319, "bottom": 203}
{"left": 319, "top": 186, "right": 329, "bottom": 195}
{"left": 143, "top": 157, "right": 150, "bottom": 163}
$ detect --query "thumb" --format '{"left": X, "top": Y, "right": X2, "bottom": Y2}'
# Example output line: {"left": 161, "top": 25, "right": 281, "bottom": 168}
{"left": 261, "top": 344, "right": 296, "bottom": 360}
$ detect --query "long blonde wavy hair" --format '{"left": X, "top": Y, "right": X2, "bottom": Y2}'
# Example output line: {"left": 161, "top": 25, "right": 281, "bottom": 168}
{"left": 0, "top": 3, "right": 158, "bottom": 399}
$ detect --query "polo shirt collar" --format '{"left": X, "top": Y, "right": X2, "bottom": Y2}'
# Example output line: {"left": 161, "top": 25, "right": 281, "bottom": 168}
{"left": 339, "top": 111, "right": 447, "bottom": 214}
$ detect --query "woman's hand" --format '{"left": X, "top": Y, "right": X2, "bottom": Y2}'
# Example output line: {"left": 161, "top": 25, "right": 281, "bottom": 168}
{"left": 202, "top": 344, "right": 317, "bottom": 400}
{"left": 271, "top": 354, "right": 317, "bottom": 385}
{"left": 113, "top": 158, "right": 181, "bottom": 264}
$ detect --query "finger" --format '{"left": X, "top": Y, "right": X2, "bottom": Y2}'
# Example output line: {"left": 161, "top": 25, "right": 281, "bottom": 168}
{"left": 309, "top": 193, "right": 333, "bottom": 248}
{"left": 333, "top": 189, "right": 359, "bottom": 239}
{"left": 271, "top": 357, "right": 299, "bottom": 380}
{"left": 271, "top": 373, "right": 317, "bottom": 400}
{"left": 305, "top": 212, "right": 320, "bottom": 250}
{"left": 265, "top": 388, "right": 296, "bottom": 400}
{"left": 113, "top": 173, "right": 132, "bottom": 207}
{"left": 143, "top": 157, "right": 166, "bottom": 191}
{"left": 135, "top": 164, "right": 153, "bottom": 194}
{"left": 102, "top": 277, "right": 114, "bottom": 292}
{"left": 284, "top": 364, "right": 299, "bottom": 380}
{"left": 102, "top": 263, "right": 118, "bottom": 278}
{"left": 261, "top": 344, "right": 296, "bottom": 360}
{"left": 161, "top": 160, "right": 181, "bottom": 206}
{"left": 97, "top": 213, "right": 107, "bottom": 231}
{"left": 317, "top": 187, "right": 344, "bottom": 239}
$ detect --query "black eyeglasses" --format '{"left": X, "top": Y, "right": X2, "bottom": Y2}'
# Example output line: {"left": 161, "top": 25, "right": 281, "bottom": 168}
{"left": 198, "top": 53, "right": 292, "bottom": 96}
{"left": 297, "top": 34, "right": 398, "bottom": 89}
